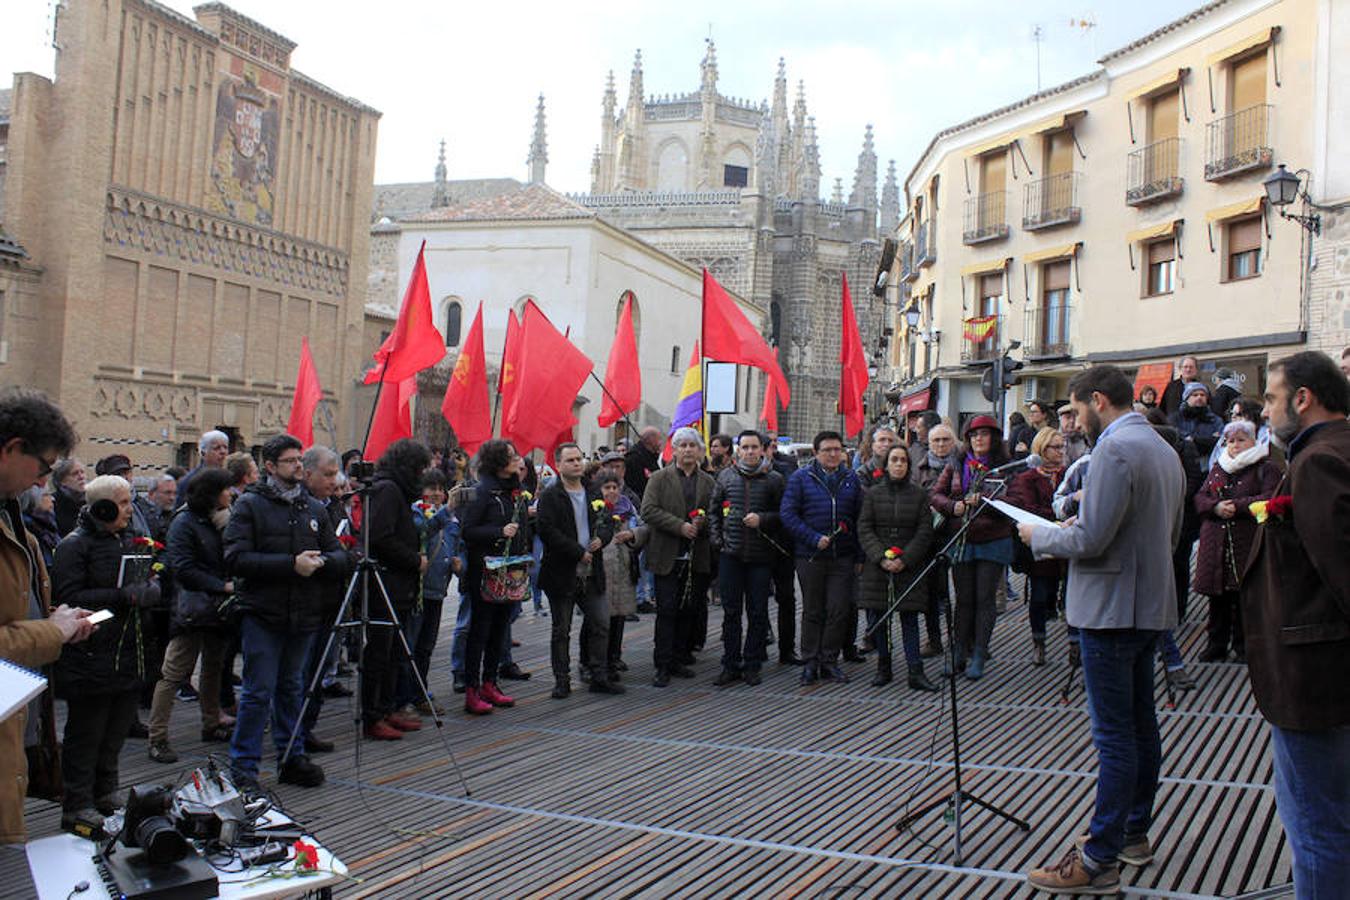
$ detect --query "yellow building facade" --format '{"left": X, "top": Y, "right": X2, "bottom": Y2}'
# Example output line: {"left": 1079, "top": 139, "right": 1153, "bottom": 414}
{"left": 889, "top": 0, "right": 1350, "bottom": 425}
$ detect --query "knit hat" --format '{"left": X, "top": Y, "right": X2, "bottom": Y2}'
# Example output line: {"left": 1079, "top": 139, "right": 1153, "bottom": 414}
{"left": 1182, "top": 381, "right": 1209, "bottom": 403}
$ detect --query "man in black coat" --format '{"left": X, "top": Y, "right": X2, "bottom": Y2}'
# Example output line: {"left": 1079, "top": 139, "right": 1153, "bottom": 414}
{"left": 537, "top": 443, "right": 617, "bottom": 698}
{"left": 359, "top": 439, "right": 430, "bottom": 739}
{"left": 223, "top": 434, "right": 347, "bottom": 791}
{"left": 709, "top": 431, "right": 784, "bottom": 686}
{"left": 624, "top": 427, "right": 663, "bottom": 501}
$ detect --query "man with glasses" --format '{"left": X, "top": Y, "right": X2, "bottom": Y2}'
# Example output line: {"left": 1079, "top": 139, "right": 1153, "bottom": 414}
{"left": 780, "top": 430, "right": 864, "bottom": 685}
{"left": 223, "top": 434, "right": 348, "bottom": 792}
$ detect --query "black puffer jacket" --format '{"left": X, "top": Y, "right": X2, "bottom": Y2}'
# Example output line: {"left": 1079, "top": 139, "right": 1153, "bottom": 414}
{"left": 460, "top": 471, "right": 533, "bottom": 600}
{"left": 709, "top": 466, "right": 785, "bottom": 564}
{"left": 223, "top": 479, "right": 348, "bottom": 633}
{"left": 857, "top": 476, "right": 934, "bottom": 612}
{"left": 364, "top": 474, "right": 422, "bottom": 611}
{"left": 166, "top": 508, "right": 230, "bottom": 634}
{"left": 52, "top": 511, "right": 159, "bottom": 696}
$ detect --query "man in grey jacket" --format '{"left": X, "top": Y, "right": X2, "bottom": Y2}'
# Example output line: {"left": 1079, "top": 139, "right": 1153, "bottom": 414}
{"left": 1018, "top": 365, "right": 1184, "bottom": 896}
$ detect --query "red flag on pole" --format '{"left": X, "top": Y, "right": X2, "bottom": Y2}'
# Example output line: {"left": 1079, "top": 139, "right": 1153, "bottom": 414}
{"left": 496, "top": 310, "right": 522, "bottom": 443}
{"left": 286, "top": 337, "right": 323, "bottom": 448}
{"left": 838, "top": 272, "right": 869, "bottom": 439}
{"left": 364, "top": 241, "right": 445, "bottom": 384}
{"left": 598, "top": 294, "right": 641, "bottom": 428}
{"left": 759, "top": 347, "right": 784, "bottom": 433}
{"left": 441, "top": 302, "right": 492, "bottom": 454}
{"left": 364, "top": 377, "right": 415, "bottom": 461}
{"left": 504, "top": 301, "right": 594, "bottom": 456}
{"left": 700, "top": 269, "right": 791, "bottom": 408}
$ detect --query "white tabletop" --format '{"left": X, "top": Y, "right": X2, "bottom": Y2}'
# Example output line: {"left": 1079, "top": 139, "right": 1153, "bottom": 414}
{"left": 26, "top": 811, "right": 346, "bottom": 900}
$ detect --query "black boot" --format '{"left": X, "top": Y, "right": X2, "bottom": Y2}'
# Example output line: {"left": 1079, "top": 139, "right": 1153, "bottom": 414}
{"left": 907, "top": 663, "right": 939, "bottom": 692}
{"left": 871, "top": 657, "right": 893, "bottom": 687}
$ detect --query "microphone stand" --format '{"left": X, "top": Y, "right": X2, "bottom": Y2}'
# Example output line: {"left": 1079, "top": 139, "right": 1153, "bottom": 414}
{"left": 863, "top": 476, "right": 1030, "bottom": 865}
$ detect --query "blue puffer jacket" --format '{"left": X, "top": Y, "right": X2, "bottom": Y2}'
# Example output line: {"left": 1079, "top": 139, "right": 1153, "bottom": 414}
{"left": 413, "top": 503, "right": 464, "bottom": 601}
{"left": 779, "top": 461, "right": 864, "bottom": 559}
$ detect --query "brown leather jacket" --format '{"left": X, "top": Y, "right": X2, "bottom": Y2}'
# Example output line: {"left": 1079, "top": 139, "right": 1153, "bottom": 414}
{"left": 0, "top": 499, "right": 64, "bottom": 843}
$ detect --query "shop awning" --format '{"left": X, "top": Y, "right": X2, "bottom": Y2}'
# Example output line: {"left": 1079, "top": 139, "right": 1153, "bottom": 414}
{"left": 1206, "top": 26, "right": 1280, "bottom": 66}
{"left": 959, "top": 257, "right": 1011, "bottom": 277}
{"left": 1022, "top": 242, "right": 1082, "bottom": 264}
{"left": 1126, "top": 219, "right": 1182, "bottom": 243}
{"left": 900, "top": 382, "right": 934, "bottom": 415}
{"left": 1126, "top": 68, "right": 1189, "bottom": 101}
{"left": 1205, "top": 196, "right": 1265, "bottom": 223}
{"left": 1019, "top": 110, "right": 1087, "bottom": 141}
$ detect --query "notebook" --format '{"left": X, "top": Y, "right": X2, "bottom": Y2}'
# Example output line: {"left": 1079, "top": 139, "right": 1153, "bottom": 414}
{"left": 0, "top": 658, "right": 48, "bottom": 723}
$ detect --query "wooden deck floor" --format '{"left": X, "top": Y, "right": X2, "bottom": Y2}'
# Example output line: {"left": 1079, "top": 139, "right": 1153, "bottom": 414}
{"left": 9, "top": 588, "right": 1292, "bottom": 898}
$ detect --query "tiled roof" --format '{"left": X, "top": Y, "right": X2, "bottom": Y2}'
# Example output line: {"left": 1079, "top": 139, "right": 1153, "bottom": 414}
{"left": 1098, "top": 0, "right": 1231, "bottom": 63}
{"left": 405, "top": 182, "right": 596, "bottom": 224}
{"left": 371, "top": 178, "right": 521, "bottom": 223}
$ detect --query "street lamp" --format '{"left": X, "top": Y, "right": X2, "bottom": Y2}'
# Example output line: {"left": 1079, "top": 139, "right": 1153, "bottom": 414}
{"left": 1263, "top": 164, "right": 1322, "bottom": 236}
{"left": 904, "top": 305, "right": 921, "bottom": 330}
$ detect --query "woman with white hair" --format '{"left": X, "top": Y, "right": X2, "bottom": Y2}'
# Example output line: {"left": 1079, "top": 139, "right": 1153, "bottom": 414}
{"left": 51, "top": 474, "right": 161, "bottom": 835}
{"left": 1192, "top": 420, "right": 1282, "bottom": 663}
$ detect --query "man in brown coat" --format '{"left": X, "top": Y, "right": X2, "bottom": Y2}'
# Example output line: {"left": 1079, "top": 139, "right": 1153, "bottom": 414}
{"left": 0, "top": 391, "right": 96, "bottom": 843}
{"left": 1242, "top": 351, "right": 1350, "bottom": 899}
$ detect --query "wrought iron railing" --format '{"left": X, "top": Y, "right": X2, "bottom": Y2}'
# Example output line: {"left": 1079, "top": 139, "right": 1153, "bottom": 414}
{"left": 1023, "top": 172, "right": 1081, "bottom": 230}
{"left": 1126, "top": 137, "right": 1184, "bottom": 205}
{"left": 1023, "top": 304, "right": 1073, "bottom": 359}
{"left": 1204, "top": 104, "right": 1273, "bottom": 181}
{"left": 915, "top": 217, "right": 936, "bottom": 266}
{"left": 899, "top": 241, "right": 915, "bottom": 282}
{"left": 960, "top": 314, "right": 1002, "bottom": 363}
{"left": 963, "top": 192, "right": 1009, "bottom": 244}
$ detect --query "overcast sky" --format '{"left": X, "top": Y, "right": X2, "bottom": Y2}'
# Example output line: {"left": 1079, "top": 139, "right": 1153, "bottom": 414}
{"left": 5, "top": 0, "right": 1189, "bottom": 197}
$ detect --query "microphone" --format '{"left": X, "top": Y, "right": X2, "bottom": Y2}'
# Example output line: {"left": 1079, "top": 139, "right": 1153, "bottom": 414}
{"left": 982, "top": 453, "right": 1042, "bottom": 478}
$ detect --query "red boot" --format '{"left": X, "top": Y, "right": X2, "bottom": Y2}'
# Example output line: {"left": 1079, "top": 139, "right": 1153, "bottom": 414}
{"left": 363, "top": 719, "right": 403, "bottom": 741}
{"left": 480, "top": 681, "right": 515, "bottom": 708}
{"left": 463, "top": 687, "right": 493, "bottom": 715}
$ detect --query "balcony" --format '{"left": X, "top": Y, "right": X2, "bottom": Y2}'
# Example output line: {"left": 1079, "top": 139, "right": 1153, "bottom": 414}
{"left": 899, "top": 241, "right": 917, "bottom": 283}
{"left": 960, "top": 314, "right": 1002, "bottom": 364}
{"left": 963, "top": 192, "right": 1009, "bottom": 244}
{"left": 1205, "top": 104, "right": 1274, "bottom": 181}
{"left": 1126, "top": 137, "right": 1184, "bottom": 206}
{"left": 1023, "top": 172, "right": 1082, "bottom": 231}
{"left": 1023, "top": 303, "right": 1073, "bottom": 359}
{"left": 915, "top": 218, "right": 936, "bottom": 267}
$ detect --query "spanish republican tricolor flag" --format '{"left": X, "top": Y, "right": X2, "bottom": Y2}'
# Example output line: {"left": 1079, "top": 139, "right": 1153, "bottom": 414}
{"left": 963, "top": 315, "right": 999, "bottom": 344}
{"left": 664, "top": 341, "right": 704, "bottom": 461}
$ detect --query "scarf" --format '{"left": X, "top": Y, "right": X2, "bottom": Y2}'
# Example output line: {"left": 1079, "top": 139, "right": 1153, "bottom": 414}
{"left": 267, "top": 475, "right": 303, "bottom": 502}
{"left": 609, "top": 491, "right": 636, "bottom": 522}
{"left": 927, "top": 449, "right": 958, "bottom": 473}
{"left": 1218, "top": 440, "right": 1269, "bottom": 475}
{"left": 960, "top": 454, "right": 991, "bottom": 493}
{"left": 210, "top": 508, "right": 231, "bottom": 530}
{"left": 736, "top": 458, "right": 761, "bottom": 476}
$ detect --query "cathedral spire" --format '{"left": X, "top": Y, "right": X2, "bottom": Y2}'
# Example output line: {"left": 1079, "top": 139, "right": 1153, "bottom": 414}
{"left": 701, "top": 39, "right": 718, "bottom": 96}
{"left": 431, "top": 139, "right": 448, "bottom": 208}
{"left": 527, "top": 94, "right": 548, "bottom": 184}
{"left": 602, "top": 69, "right": 617, "bottom": 120}
{"left": 772, "top": 57, "right": 788, "bottom": 121}
{"left": 627, "top": 49, "right": 644, "bottom": 113}
{"left": 801, "top": 115, "right": 821, "bottom": 202}
{"left": 849, "top": 123, "right": 877, "bottom": 213}
{"left": 753, "top": 109, "right": 777, "bottom": 196}
{"left": 880, "top": 159, "right": 900, "bottom": 233}
{"left": 832, "top": 178, "right": 844, "bottom": 205}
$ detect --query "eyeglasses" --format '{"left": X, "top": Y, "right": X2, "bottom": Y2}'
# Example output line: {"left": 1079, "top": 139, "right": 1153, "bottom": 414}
{"left": 818, "top": 446, "right": 844, "bottom": 454}
{"left": 275, "top": 455, "right": 303, "bottom": 466}
{"left": 1047, "top": 442, "right": 1066, "bottom": 450}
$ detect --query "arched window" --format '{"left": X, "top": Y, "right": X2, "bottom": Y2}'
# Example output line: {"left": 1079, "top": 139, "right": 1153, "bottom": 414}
{"left": 671, "top": 345, "right": 682, "bottom": 374}
{"left": 769, "top": 297, "right": 783, "bottom": 347}
{"left": 617, "top": 291, "right": 641, "bottom": 346}
{"left": 443, "top": 298, "right": 463, "bottom": 347}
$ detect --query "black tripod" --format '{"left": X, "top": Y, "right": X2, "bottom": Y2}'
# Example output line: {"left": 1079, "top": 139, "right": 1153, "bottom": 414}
{"left": 282, "top": 481, "right": 471, "bottom": 798}
{"left": 864, "top": 479, "right": 1029, "bottom": 865}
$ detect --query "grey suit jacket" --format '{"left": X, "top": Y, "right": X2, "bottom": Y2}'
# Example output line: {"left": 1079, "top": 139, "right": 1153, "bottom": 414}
{"left": 1030, "top": 412, "right": 1184, "bottom": 630}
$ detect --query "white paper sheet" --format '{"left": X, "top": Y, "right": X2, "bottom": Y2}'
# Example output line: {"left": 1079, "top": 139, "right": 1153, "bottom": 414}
{"left": 986, "top": 499, "right": 1058, "bottom": 530}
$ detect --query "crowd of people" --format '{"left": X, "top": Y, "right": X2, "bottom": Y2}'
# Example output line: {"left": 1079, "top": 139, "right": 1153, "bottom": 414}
{"left": 0, "top": 347, "right": 1346, "bottom": 898}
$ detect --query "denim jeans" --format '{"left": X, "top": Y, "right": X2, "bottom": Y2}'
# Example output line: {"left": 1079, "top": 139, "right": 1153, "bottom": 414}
{"left": 718, "top": 560, "right": 772, "bottom": 672}
{"left": 1157, "top": 630, "right": 1184, "bottom": 671}
{"left": 530, "top": 536, "right": 545, "bottom": 612}
{"left": 230, "top": 615, "right": 317, "bottom": 776}
{"left": 865, "top": 608, "right": 920, "bottom": 665}
{"left": 1078, "top": 628, "right": 1163, "bottom": 870}
{"left": 450, "top": 591, "right": 471, "bottom": 674}
{"left": 636, "top": 548, "right": 655, "bottom": 603}
{"left": 1270, "top": 723, "right": 1350, "bottom": 899}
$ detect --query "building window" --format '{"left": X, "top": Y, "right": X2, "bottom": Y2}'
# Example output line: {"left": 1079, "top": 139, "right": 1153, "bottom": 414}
{"left": 443, "top": 299, "right": 462, "bottom": 347}
{"left": 1145, "top": 239, "right": 1175, "bottom": 297}
{"left": 978, "top": 273, "right": 1003, "bottom": 318}
{"left": 1229, "top": 52, "right": 1266, "bottom": 112}
{"left": 723, "top": 165, "right": 748, "bottom": 188}
{"left": 769, "top": 298, "right": 783, "bottom": 347}
{"left": 1226, "top": 216, "right": 1262, "bottom": 281}
{"left": 1040, "top": 261, "right": 1071, "bottom": 351}
{"left": 671, "top": 345, "right": 682, "bottom": 373}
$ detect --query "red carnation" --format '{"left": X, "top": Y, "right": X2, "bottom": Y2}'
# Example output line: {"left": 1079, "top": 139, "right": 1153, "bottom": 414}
{"left": 337, "top": 534, "right": 358, "bottom": 549}
{"left": 872, "top": 468, "right": 883, "bottom": 479}
{"left": 1266, "top": 495, "right": 1293, "bottom": 518}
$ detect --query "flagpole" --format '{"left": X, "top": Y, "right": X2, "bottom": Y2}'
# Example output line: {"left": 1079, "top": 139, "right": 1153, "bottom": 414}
{"left": 361, "top": 356, "right": 391, "bottom": 459}
{"left": 587, "top": 371, "right": 639, "bottom": 440}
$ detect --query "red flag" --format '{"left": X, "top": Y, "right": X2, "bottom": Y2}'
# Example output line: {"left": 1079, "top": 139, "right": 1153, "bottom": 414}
{"left": 364, "top": 377, "right": 415, "bottom": 461}
{"left": 365, "top": 241, "right": 444, "bottom": 384}
{"left": 701, "top": 269, "right": 791, "bottom": 408}
{"left": 504, "top": 302, "right": 594, "bottom": 455}
{"left": 496, "top": 309, "right": 523, "bottom": 446}
{"left": 598, "top": 294, "right": 641, "bottom": 428}
{"left": 838, "top": 272, "right": 869, "bottom": 439}
{"left": 441, "top": 302, "right": 492, "bottom": 455}
{"left": 759, "top": 348, "right": 783, "bottom": 432}
{"left": 286, "top": 337, "right": 323, "bottom": 448}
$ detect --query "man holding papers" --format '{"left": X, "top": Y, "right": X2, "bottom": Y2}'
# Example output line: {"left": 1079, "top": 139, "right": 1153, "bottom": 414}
{"left": 0, "top": 390, "right": 96, "bottom": 844}
{"left": 1016, "top": 366, "right": 1184, "bottom": 896}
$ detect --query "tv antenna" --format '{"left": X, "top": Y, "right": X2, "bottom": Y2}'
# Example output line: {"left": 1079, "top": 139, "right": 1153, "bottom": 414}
{"left": 1032, "top": 24, "right": 1044, "bottom": 92}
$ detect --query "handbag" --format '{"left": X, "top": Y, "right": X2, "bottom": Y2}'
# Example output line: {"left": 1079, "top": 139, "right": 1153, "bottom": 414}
{"left": 481, "top": 554, "right": 534, "bottom": 604}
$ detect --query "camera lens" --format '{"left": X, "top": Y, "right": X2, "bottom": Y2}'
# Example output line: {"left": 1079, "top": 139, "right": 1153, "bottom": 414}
{"left": 134, "top": 816, "right": 189, "bottom": 864}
